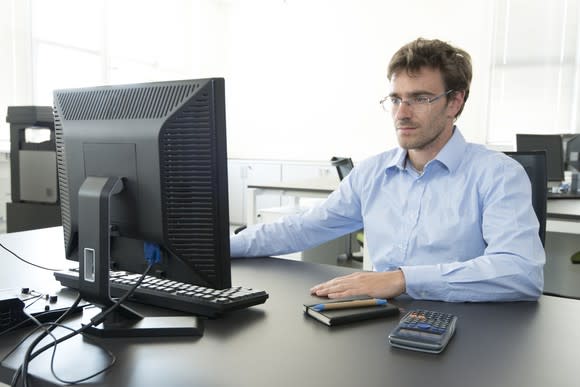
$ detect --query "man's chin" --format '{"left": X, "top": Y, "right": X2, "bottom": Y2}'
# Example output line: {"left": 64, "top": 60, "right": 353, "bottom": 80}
{"left": 396, "top": 134, "right": 419, "bottom": 150}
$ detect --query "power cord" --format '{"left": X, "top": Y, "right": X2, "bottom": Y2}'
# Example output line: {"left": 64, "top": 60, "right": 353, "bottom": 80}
{"left": 6, "top": 293, "right": 83, "bottom": 387}
{"left": 22, "top": 316, "right": 116, "bottom": 385}
{"left": 9, "top": 263, "right": 153, "bottom": 387}
{"left": 0, "top": 242, "right": 62, "bottom": 272}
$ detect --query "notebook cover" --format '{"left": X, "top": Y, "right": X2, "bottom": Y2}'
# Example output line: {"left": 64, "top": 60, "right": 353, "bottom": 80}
{"left": 303, "top": 299, "right": 399, "bottom": 326}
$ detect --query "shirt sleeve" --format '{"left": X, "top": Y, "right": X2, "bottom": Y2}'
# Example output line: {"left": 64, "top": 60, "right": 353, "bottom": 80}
{"left": 400, "top": 158, "right": 545, "bottom": 302}
{"left": 230, "top": 175, "right": 364, "bottom": 257}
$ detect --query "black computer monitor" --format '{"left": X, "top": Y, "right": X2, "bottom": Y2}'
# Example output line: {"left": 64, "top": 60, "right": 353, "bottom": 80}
{"left": 516, "top": 134, "right": 564, "bottom": 182}
{"left": 565, "top": 134, "right": 580, "bottom": 172}
{"left": 53, "top": 78, "right": 230, "bottom": 336}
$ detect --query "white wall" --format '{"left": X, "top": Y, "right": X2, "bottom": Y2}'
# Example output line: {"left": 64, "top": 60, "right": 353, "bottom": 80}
{"left": 222, "top": 0, "right": 495, "bottom": 161}
{"left": 1, "top": 0, "right": 496, "bottom": 161}
{"left": 0, "top": 0, "right": 33, "bottom": 142}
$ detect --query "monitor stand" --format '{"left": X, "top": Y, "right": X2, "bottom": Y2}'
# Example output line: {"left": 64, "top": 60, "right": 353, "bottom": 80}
{"left": 76, "top": 176, "right": 203, "bottom": 337}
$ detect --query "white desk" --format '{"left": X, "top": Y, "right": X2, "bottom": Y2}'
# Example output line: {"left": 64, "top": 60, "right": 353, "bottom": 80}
{"left": 244, "top": 176, "right": 370, "bottom": 268}
{"left": 245, "top": 176, "right": 339, "bottom": 226}
{"left": 547, "top": 198, "right": 580, "bottom": 234}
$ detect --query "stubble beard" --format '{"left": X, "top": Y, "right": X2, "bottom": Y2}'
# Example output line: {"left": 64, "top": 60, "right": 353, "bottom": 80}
{"left": 396, "top": 120, "right": 448, "bottom": 151}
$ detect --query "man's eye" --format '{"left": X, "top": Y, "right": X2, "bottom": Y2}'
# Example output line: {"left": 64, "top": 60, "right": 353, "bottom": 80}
{"left": 390, "top": 97, "right": 402, "bottom": 105}
{"left": 413, "top": 96, "right": 430, "bottom": 104}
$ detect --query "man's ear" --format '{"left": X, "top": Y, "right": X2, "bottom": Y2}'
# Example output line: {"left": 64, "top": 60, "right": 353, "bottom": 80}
{"left": 448, "top": 90, "right": 466, "bottom": 118}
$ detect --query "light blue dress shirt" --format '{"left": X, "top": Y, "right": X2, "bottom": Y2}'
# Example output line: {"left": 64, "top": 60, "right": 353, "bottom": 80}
{"left": 230, "top": 128, "right": 545, "bottom": 302}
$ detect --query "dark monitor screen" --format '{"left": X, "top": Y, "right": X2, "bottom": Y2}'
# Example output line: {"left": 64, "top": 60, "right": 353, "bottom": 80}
{"left": 54, "top": 78, "right": 231, "bottom": 293}
{"left": 565, "top": 134, "right": 580, "bottom": 171}
{"left": 516, "top": 134, "right": 564, "bottom": 182}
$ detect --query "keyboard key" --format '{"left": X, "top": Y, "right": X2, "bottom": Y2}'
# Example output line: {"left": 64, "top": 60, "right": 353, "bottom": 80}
{"left": 54, "top": 269, "right": 269, "bottom": 318}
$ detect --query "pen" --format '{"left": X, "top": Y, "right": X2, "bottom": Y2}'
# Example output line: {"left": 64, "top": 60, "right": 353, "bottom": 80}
{"left": 312, "top": 298, "right": 387, "bottom": 312}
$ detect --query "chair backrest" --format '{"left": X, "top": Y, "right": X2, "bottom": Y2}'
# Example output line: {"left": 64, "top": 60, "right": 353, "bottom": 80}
{"left": 504, "top": 151, "right": 547, "bottom": 246}
{"left": 330, "top": 156, "right": 354, "bottom": 181}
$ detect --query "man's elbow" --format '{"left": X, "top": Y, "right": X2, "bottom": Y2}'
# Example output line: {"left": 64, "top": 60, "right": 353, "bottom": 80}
{"left": 519, "top": 266, "right": 544, "bottom": 301}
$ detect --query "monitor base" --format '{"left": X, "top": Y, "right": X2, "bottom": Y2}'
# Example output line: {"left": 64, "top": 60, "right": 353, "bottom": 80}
{"left": 80, "top": 307, "right": 204, "bottom": 338}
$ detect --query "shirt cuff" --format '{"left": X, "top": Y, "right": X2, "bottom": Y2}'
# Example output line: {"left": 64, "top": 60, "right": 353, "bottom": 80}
{"left": 229, "top": 234, "right": 247, "bottom": 257}
{"left": 400, "top": 264, "right": 447, "bottom": 300}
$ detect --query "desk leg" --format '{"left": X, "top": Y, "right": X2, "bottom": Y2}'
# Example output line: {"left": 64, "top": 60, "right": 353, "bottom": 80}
{"left": 246, "top": 188, "right": 258, "bottom": 226}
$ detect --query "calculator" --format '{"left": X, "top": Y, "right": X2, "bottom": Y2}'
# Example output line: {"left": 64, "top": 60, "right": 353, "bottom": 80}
{"left": 388, "top": 309, "right": 457, "bottom": 354}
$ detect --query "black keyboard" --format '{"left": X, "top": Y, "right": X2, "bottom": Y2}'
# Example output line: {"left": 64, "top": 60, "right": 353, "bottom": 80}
{"left": 54, "top": 269, "right": 268, "bottom": 318}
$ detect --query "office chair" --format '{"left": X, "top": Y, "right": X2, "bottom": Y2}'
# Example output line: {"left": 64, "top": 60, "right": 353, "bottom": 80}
{"left": 330, "top": 157, "right": 354, "bottom": 180}
{"left": 330, "top": 156, "right": 363, "bottom": 264}
{"left": 504, "top": 151, "right": 547, "bottom": 246}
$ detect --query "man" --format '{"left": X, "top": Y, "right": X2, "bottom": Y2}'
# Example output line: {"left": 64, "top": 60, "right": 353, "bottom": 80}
{"left": 230, "top": 38, "right": 545, "bottom": 302}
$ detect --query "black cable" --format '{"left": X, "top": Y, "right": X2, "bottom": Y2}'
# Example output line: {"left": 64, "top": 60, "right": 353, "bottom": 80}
{"left": 11, "top": 264, "right": 153, "bottom": 386}
{"left": 542, "top": 291, "right": 580, "bottom": 300}
{"left": 0, "top": 294, "right": 59, "bottom": 339}
{"left": 22, "top": 294, "right": 44, "bottom": 310}
{"left": 22, "top": 314, "right": 60, "bottom": 386}
{"left": 3, "top": 312, "right": 116, "bottom": 386}
{"left": 0, "top": 242, "right": 62, "bottom": 272}
{"left": 37, "top": 320, "right": 116, "bottom": 385}
{"left": 0, "top": 290, "right": 69, "bottom": 338}
{"left": 10, "top": 294, "right": 83, "bottom": 387}
{"left": 47, "top": 322, "right": 116, "bottom": 384}
{"left": 89, "top": 264, "right": 152, "bottom": 326}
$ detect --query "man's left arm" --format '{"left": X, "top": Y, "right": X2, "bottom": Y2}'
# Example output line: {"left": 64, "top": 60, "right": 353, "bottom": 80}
{"left": 401, "top": 159, "right": 545, "bottom": 302}
{"left": 311, "top": 158, "right": 545, "bottom": 302}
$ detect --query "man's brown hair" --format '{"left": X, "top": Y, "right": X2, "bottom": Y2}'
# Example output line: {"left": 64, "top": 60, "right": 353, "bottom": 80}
{"left": 387, "top": 38, "right": 472, "bottom": 118}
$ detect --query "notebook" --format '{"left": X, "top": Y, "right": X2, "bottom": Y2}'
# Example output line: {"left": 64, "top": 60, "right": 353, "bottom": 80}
{"left": 303, "top": 298, "right": 399, "bottom": 326}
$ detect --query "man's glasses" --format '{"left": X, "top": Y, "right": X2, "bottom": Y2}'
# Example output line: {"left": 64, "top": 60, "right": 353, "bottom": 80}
{"left": 380, "top": 90, "right": 454, "bottom": 113}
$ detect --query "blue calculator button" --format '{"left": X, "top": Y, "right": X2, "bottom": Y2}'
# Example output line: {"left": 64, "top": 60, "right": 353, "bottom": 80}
{"left": 417, "top": 323, "right": 431, "bottom": 330}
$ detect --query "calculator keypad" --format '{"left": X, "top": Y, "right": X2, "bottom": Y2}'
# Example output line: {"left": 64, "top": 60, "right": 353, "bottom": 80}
{"left": 400, "top": 310, "right": 454, "bottom": 335}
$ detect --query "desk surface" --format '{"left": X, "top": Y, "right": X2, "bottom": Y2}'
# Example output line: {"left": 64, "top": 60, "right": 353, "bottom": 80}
{"left": 1, "top": 228, "right": 580, "bottom": 387}
{"left": 548, "top": 191, "right": 580, "bottom": 199}
{"left": 248, "top": 175, "right": 339, "bottom": 193}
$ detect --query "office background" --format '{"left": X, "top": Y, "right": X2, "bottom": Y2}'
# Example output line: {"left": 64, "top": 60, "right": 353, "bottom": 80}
{"left": 1, "top": 0, "right": 580, "bottom": 228}
{"left": 2, "top": 0, "right": 580, "bottom": 157}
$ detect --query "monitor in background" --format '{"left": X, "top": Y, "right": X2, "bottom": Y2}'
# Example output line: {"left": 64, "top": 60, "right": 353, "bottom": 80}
{"left": 516, "top": 134, "right": 564, "bottom": 182}
{"left": 564, "top": 134, "right": 580, "bottom": 172}
{"left": 53, "top": 78, "right": 230, "bottom": 336}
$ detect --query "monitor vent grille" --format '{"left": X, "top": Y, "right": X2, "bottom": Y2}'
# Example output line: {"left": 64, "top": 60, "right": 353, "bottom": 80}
{"left": 55, "top": 83, "right": 200, "bottom": 120}
{"left": 160, "top": 93, "right": 220, "bottom": 282}
{"left": 53, "top": 107, "right": 72, "bottom": 252}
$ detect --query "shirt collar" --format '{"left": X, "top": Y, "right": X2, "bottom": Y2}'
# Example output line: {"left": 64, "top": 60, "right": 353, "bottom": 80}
{"left": 385, "top": 147, "right": 407, "bottom": 173}
{"left": 433, "top": 126, "right": 466, "bottom": 173}
{"left": 384, "top": 126, "right": 467, "bottom": 174}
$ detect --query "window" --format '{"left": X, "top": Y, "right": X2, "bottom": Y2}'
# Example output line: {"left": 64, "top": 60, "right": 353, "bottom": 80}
{"left": 29, "top": 0, "right": 208, "bottom": 105}
{"left": 31, "top": 0, "right": 105, "bottom": 104}
{"left": 487, "top": 0, "right": 580, "bottom": 146}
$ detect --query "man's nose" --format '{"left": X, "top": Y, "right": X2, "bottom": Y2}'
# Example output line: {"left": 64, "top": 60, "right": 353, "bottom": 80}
{"left": 393, "top": 101, "right": 412, "bottom": 120}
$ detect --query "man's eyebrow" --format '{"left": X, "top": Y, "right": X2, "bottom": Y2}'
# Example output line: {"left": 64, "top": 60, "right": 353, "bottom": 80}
{"left": 389, "top": 90, "right": 437, "bottom": 98}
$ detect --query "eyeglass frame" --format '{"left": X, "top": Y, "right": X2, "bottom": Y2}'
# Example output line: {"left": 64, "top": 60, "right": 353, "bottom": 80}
{"left": 379, "top": 89, "right": 454, "bottom": 112}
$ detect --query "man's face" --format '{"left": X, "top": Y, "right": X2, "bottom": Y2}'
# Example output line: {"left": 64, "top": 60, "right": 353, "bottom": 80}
{"left": 389, "top": 67, "right": 457, "bottom": 152}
